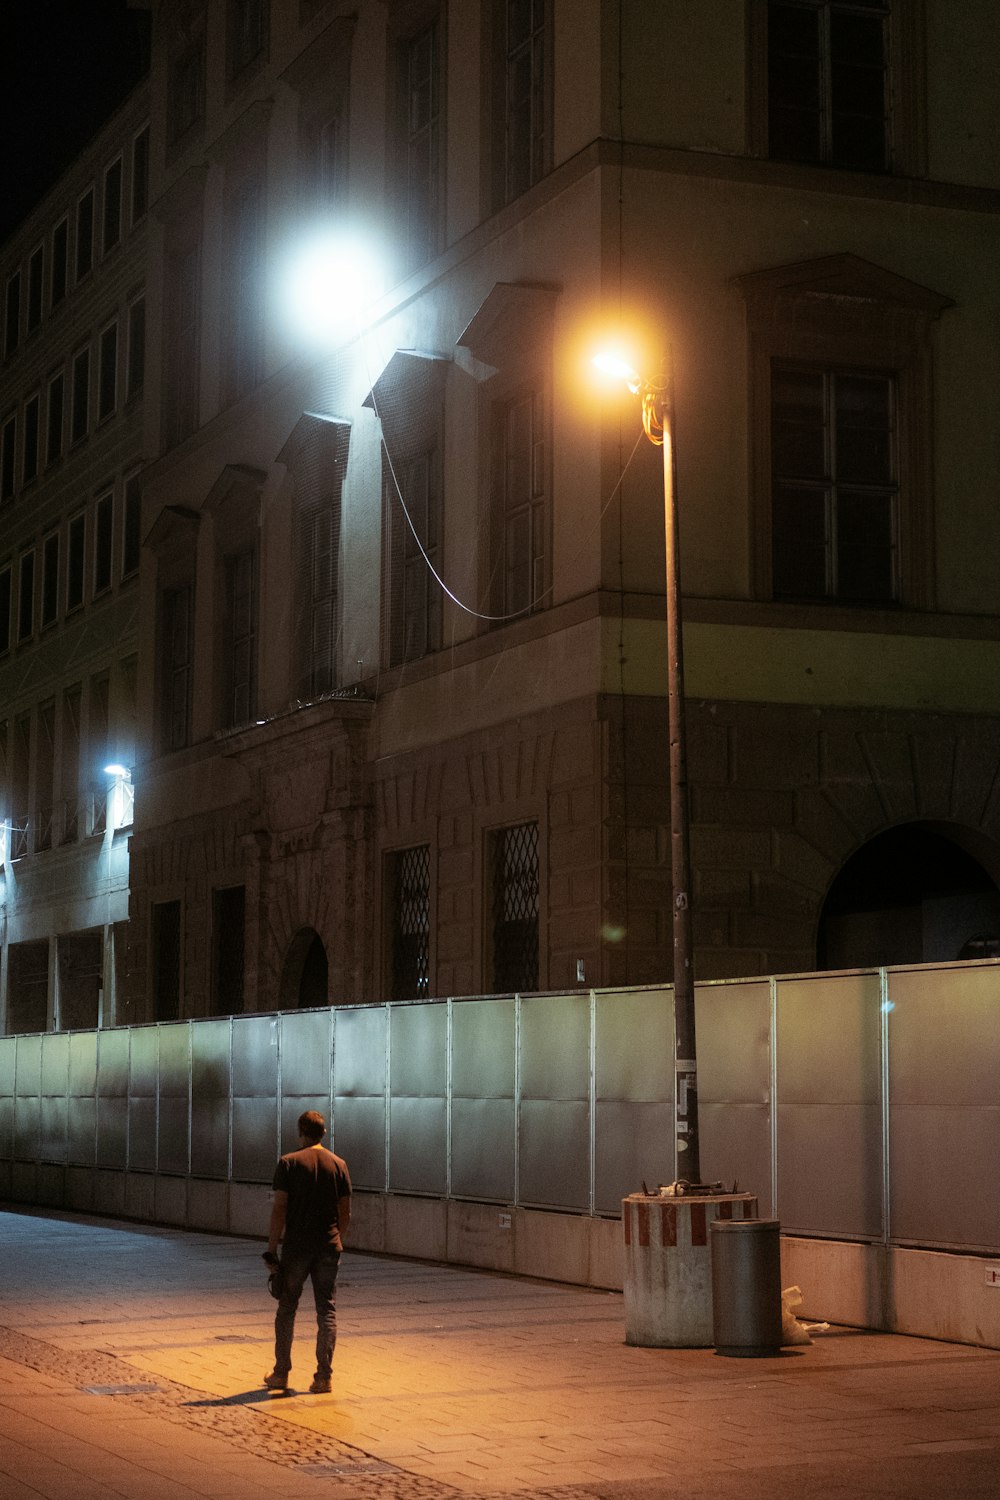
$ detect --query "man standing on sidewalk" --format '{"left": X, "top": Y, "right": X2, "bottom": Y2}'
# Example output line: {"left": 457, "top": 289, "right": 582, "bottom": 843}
{"left": 262, "top": 1110, "right": 352, "bottom": 1394}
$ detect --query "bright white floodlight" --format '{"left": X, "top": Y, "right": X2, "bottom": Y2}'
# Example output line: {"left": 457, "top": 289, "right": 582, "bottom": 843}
{"left": 278, "top": 228, "right": 384, "bottom": 350}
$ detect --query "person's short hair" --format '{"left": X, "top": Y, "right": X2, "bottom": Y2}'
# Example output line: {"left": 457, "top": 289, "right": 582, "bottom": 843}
{"left": 298, "top": 1110, "right": 326, "bottom": 1142}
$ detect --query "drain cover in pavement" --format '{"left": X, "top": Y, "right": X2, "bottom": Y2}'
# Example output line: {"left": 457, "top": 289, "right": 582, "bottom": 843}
{"left": 213, "top": 1334, "right": 258, "bottom": 1343}
{"left": 83, "top": 1384, "right": 161, "bottom": 1396}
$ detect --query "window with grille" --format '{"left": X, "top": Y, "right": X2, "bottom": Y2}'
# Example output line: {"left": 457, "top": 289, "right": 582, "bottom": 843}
{"left": 5, "top": 270, "right": 21, "bottom": 357}
{"left": 169, "top": 40, "right": 204, "bottom": 143}
{"left": 496, "top": 387, "right": 548, "bottom": 617}
{"left": 767, "top": 0, "right": 890, "bottom": 171}
{"left": 0, "top": 413, "right": 15, "bottom": 502}
{"left": 390, "top": 844, "right": 431, "bottom": 999}
{"left": 504, "top": 0, "right": 547, "bottom": 202}
{"left": 127, "top": 295, "right": 145, "bottom": 400}
{"left": 771, "top": 362, "right": 898, "bottom": 603}
{"left": 491, "top": 821, "right": 539, "bottom": 993}
{"left": 94, "top": 491, "right": 114, "bottom": 595}
{"left": 0, "top": 567, "right": 10, "bottom": 654}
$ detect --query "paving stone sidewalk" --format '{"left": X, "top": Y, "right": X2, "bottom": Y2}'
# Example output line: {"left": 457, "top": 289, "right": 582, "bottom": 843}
{"left": 2, "top": 1204, "right": 1000, "bottom": 1500}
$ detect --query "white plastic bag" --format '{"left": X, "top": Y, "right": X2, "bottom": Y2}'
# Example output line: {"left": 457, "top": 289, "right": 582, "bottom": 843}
{"left": 781, "top": 1284, "right": 829, "bottom": 1345}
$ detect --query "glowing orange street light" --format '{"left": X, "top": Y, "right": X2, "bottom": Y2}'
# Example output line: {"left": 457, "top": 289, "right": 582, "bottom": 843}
{"left": 593, "top": 351, "right": 699, "bottom": 1186}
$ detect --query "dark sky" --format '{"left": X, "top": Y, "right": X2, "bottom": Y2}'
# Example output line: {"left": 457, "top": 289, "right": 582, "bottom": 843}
{"left": 1, "top": 0, "right": 150, "bottom": 244}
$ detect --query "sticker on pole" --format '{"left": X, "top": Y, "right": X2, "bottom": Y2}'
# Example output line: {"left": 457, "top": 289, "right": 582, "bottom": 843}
{"left": 985, "top": 1267, "right": 1000, "bottom": 1287}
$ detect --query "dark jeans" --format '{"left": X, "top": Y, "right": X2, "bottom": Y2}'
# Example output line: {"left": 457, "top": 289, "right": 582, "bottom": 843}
{"left": 273, "top": 1246, "right": 341, "bottom": 1380}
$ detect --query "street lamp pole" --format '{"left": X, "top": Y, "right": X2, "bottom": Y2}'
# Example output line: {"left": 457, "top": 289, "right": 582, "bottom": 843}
{"left": 655, "top": 372, "right": 699, "bottom": 1185}
{"left": 593, "top": 350, "right": 701, "bottom": 1183}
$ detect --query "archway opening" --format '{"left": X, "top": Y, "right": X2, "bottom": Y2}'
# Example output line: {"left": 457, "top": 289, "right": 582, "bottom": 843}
{"left": 278, "top": 927, "right": 329, "bottom": 1009}
{"left": 818, "top": 823, "right": 1000, "bottom": 970}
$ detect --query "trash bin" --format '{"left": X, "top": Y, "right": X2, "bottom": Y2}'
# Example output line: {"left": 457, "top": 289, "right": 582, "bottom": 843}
{"left": 709, "top": 1217, "right": 782, "bottom": 1357}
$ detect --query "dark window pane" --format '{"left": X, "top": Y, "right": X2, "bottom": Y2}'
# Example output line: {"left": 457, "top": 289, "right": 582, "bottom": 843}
{"left": 772, "top": 367, "right": 827, "bottom": 478}
{"left": 51, "top": 221, "right": 68, "bottom": 305}
{"left": 76, "top": 190, "right": 94, "bottom": 279}
{"left": 772, "top": 483, "right": 829, "bottom": 599}
{"left": 834, "top": 374, "right": 893, "bottom": 484}
{"left": 837, "top": 488, "right": 896, "bottom": 601}
{"left": 492, "top": 821, "right": 539, "bottom": 993}
{"left": 391, "top": 845, "right": 430, "bottom": 999}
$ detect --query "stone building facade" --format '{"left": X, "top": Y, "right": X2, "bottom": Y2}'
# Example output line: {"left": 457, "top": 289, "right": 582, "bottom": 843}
{"left": 5, "top": 1, "right": 1000, "bottom": 1032}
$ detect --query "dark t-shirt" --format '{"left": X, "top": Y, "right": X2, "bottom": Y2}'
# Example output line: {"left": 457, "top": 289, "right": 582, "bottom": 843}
{"left": 272, "top": 1146, "right": 352, "bottom": 1255}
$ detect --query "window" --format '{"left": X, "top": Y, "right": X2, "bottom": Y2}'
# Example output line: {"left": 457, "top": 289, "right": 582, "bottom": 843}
{"left": 766, "top": 0, "right": 890, "bottom": 171}
{"left": 389, "top": 845, "right": 431, "bottom": 999}
{"left": 122, "top": 471, "right": 142, "bottom": 578}
{"left": 126, "top": 294, "right": 145, "bottom": 400}
{"left": 161, "top": 584, "right": 193, "bottom": 750}
{"left": 397, "top": 17, "right": 443, "bottom": 269}
{"left": 4, "top": 270, "right": 20, "bottom": 358}
{"left": 385, "top": 449, "right": 441, "bottom": 665}
{"left": 0, "top": 412, "right": 15, "bottom": 502}
{"left": 314, "top": 111, "right": 345, "bottom": 207}
{"left": 164, "top": 239, "right": 200, "bottom": 445}
{"left": 304, "top": 504, "right": 339, "bottom": 695}
{"left": 98, "top": 322, "right": 118, "bottom": 422}
{"left": 51, "top": 219, "right": 68, "bottom": 307}
{"left": 76, "top": 188, "right": 95, "bottom": 279}
{"left": 227, "top": 0, "right": 268, "bottom": 80}
{"left": 103, "top": 157, "right": 123, "bottom": 253}
{"left": 738, "top": 253, "right": 952, "bottom": 611}
{"left": 27, "top": 246, "right": 43, "bottom": 332}
{"left": 223, "top": 548, "right": 256, "bottom": 725}
{"left": 11, "top": 716, "right": 31, "bottom": 858}
{"left": 66, "top": 511, "right": 86, "bottom": 611}
{"left": 502, "top": 0, "right": 548, "bottom": 203}
{"left": 496, "top": 386, "right": 548, "bottom": 617}
{"left": 490, "top": 821, "right": 539, "bottom": 993}
{"left": 22, "top": 393, "right": 39, "bottom": 485}
{"left": 94, "top": 491, "right": 114, "bottom": 595}
{"left": 0, "top": 566, "right": 11, "bottom": 653}
{"left": 222, "top": 171, "right": 265, "bottom": 403}
{"left": 169, "top": 38, "right": 205, "bottom": 143}
{"left": 46, "top": 370, "right": 64, "bottom": 465}
{"left": 212, "top": 886, "right": 246, "bottom": 1014}
{"left": 41, "top": 531, "right": 59, "bottom": 626}
{"left": 132, "top": 125, "right": 150, "bottom": 223}
{"left": 771, "top": 364, "right": 898, "bottom": 603}
{"left": 151, "top": 901, "right": 182, "bottom": 1021}
{"left": 71, "top": 346, "right": 90, "bottom": 443}
{"left": 17, "top": 551, "right": 34, "bottom": 642}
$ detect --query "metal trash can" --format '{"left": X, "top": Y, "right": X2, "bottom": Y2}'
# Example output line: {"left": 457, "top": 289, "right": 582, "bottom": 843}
{"left": 709, "top": 1218, "right": 782, "bottom": 1357}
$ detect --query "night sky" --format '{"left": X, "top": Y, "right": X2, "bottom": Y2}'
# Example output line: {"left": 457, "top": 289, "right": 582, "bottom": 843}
{"left": 1, "top": 0, "right": 150, "bottom": 245}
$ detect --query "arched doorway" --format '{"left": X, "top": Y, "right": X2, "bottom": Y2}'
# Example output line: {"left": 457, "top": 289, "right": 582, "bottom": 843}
{"left": 278, "top": 928, "right": 329, "bottom": 1009}
{"left": 818, "top": 823, "right": 1000, "bottom": 970}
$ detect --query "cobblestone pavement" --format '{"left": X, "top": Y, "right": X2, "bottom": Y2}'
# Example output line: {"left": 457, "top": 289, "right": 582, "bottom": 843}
{"left": 3, "top": 1205, "right": 1000, "bottom": 1500}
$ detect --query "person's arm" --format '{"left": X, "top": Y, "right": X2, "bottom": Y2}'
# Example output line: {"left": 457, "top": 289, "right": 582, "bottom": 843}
{"left": 338, "top": 1190, "right": 351, "bottom": 1241}
{"left": 266, "top": 1190, "right": 288, "bottom": 1258}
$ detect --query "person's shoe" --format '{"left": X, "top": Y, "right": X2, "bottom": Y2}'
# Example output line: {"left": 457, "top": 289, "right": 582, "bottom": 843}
{"left": 309, "top": 1376, "right": 331, "bottom": 1394}
{"left": 263, "top": 1371, "right": 289, "bottom": 1392}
